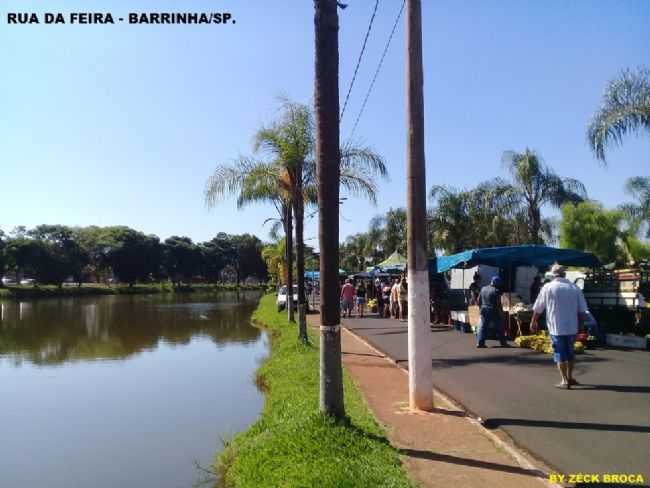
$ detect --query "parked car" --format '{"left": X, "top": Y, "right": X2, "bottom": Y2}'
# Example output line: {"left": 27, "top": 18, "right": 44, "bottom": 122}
{"left": 20, "top": 278, "right": 35, "bottom": 286}
{"left": 276, "top": 285, "right": 309, "bottom": 312}
{"left": 1, "top": 276, "right": 16, "bottom": 286}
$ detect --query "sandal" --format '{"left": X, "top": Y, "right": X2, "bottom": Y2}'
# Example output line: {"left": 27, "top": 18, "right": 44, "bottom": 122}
{"left": 554, "top": 383, "right": 570, "bottom": 390}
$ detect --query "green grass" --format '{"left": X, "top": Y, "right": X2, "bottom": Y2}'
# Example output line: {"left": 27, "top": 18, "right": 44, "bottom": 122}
{"left": 214, "top": 294, "right": 414, "bottom": 488}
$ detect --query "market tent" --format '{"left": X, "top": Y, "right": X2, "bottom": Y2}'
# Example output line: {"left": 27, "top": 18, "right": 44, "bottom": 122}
{"left": 376, "top": 250, "right": 406, "bottom": 270}
{"left": 432, "top": 245, "right": 599, "bottom": 273}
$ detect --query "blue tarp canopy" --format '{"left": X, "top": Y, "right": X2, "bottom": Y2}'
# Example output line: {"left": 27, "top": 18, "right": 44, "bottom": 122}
{"left": 305, "top": 269, "right": 347, "bottom": 280}
{"left": 432, "top": 245, "right": 600, "bottom": 274}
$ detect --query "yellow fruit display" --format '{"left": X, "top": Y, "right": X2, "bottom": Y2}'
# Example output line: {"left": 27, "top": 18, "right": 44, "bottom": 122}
{"left": 515, "top": 333, "right": 585, "bottom": 354}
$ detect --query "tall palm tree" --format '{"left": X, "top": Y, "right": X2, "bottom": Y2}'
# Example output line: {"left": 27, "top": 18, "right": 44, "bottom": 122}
{"left": 587, "top": 66, "right": 650, "bottom": 163}
{"left": 205, "top": 100, "right": 387, "bottom": 342}
{"left": 254, "top": 101, "right": 387, "bottom": 343}
{"left": 501, "top": 149, "right": 587, "bottom": 243}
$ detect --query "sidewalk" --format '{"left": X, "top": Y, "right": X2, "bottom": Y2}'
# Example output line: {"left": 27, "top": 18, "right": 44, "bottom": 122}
{"left": 343, "top": 314, "right": 650, "bottom": 482}
{"left": 307, "top": 313, "right": 549, "bottom": 488}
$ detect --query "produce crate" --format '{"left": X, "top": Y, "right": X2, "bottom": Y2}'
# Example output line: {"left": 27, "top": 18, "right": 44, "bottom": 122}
{"left": 468, "top": 305, "right": 481, "bottom": 327}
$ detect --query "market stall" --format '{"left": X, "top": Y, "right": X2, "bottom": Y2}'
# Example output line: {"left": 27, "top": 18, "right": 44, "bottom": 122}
{"left": 431, "top": 245, "right": 600, "bottom": 338}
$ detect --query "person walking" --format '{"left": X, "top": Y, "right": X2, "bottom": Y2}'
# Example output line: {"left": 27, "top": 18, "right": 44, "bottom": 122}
{"left": 476, "top": 276, "right": 509, "bottom": 348}
{"left": 340, "top": 278, "right": 355, "bottom": 318}
{"left": 468, "top": 273, "right": 481, "bottom": 305}
{"left": 390, "top": 278, "right": 400, "bottom": 318}
{"left": 374, "top": 278, "right": 383, "bottom": 315}
{"left": 381, "top": 281, "right": 392, "bottom": 318}
{"left": 398, "top": 276, "right": 408, "bottom": 322}
{"left": 355, "top": 281, "right": 367, "bottom": 318}
{"left": 531, "top": 264, "right": 587, "bottom": 389}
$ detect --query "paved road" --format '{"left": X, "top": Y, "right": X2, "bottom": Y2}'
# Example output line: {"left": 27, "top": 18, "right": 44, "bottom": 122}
{"left": 344, "top": 315, "right": 650, "bottom": 480}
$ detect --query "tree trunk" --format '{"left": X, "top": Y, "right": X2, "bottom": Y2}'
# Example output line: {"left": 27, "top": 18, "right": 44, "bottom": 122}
{"left": 528, "top": 204, "right": 541, "bottom": 244}
{"left": 285, "top": 204, "right": 295, "bottom": 322}
{"left": 314, "top": 0, "right": 344, "bottom": 419}
{"left": 294, "top": 167, "right": 308, "bottom": 343}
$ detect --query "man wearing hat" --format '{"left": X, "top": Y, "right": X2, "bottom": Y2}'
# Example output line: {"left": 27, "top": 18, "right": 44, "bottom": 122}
{"left": 476, "top": 276, "right": 510, "bottom": 348}
{"left": 531, "top": 263, "right": 588, "bottom": 389}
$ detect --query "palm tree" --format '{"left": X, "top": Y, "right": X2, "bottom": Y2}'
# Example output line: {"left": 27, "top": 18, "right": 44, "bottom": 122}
{"left": 429, "top": 179, "right": 523, "bottom": 253}
{"left": 205, "top": 156, "right": 297, "bottom": 320}
{"left": 620, "top": 176, "right": 650, "bottom": 238}
{"left": 205, "top": 99, "right": 387, "bottom": 343}
{"left": 252, "top": 101, "right": 387, "bottom": 343}
{"left": 501, "top": 149, "right": 587, "bottom": 243}
{"left": 587, "top": 66, "right": 650, "bottom": 163}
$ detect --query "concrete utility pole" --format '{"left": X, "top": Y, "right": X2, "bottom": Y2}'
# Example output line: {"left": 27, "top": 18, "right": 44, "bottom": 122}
{"left": 405, "top": 0, "right": 433, "bottom": 411}
{"left": 314, "top": 0, "right": 345, "bottom": 418}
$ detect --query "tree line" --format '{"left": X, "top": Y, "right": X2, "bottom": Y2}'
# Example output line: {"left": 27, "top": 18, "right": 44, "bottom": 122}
{"left": 341, "top": 164, "right": 650, "bottom": 269}
{"left": 340, "top": 65, "right": 650, "bottom": 269}
{"left": 0, "top": 225, "right": 267, "bottom": 288}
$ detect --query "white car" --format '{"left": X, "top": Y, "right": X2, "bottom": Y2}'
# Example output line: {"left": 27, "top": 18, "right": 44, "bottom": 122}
{"left": 1, "top": 276, "right": 16, "bottom": 285}
{"left": 277, "top": 285, "right": 309, "bottom": 312}
{"left": 20, "top": 278, "right": 35, "bottom": 286}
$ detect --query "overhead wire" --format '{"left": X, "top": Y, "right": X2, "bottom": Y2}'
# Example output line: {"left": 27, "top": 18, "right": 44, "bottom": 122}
{"left": 348, "top": 0, "right": 405, "bottom": 140}
{"left": 340, "top": 0, "right": 380, "bottom": 122}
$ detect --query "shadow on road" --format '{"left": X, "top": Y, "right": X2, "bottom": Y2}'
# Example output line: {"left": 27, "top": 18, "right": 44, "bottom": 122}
{"left": 572, "top": 384, "right": 650, "bottom": 394}
{"left": 482, "top": 418, "right": 650, "bottom": 433}
{"left": 398, "top": 448, "right": 545, "bottom": 477}
{"left": 430, "top": 353, "right": 609, "bottom": 369}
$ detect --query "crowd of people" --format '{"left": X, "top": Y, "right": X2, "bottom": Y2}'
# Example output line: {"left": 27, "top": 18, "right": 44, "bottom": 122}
{"left": 340, "top": 273, "right": 410, "bottom": 321}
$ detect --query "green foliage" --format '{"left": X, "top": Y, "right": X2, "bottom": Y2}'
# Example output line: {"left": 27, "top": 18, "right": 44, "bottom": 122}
{"left": 587, "top": 66, "right": 650, "bottom": 163}
{"left": 215, "top": 295, "right": 413, "bottom": 488}
{"left": 621, "top": 235, "right": 650, "bottom": 263}
{"left": 429, "top": 180, "right": 529, "bottom": 253}
{"left": 228, "top": 233, "right": 268, "bottom": 284}
{"left": 560, "top": 201, "right": 623, "bottom": 264}
{"left": 502, "top": 148, "right": 587, "bottom": 243}
{"left": 0, "top": 229, "right": 6, "bottom": 286}
{"left": 200, "top": 234, "right": 236, "bottom": 282}
{"left": 1, "top": 225, "right": 268, "bottom": 288}
{"left": 163, "top": 236, "right": 202, "bottom": 284}
{"left": 621, "top": 176, "right": 650, "bottom": 238}
{"left": 107, "top": 228, "right": 162, "bottom": 286}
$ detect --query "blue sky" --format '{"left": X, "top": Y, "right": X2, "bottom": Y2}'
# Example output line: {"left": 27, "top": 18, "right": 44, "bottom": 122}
{"left": 2, "top": 0, "right": 648, "bottom": 248}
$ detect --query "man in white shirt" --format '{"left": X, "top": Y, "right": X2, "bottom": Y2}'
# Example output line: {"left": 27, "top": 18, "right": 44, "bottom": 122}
{"left": 531, "top": 263, "right": 588, "bottom": 389}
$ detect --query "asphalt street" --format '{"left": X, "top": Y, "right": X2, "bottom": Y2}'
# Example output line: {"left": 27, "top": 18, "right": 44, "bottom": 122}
{"left": 343, "top": 315, "right": 650, "bottom": 480}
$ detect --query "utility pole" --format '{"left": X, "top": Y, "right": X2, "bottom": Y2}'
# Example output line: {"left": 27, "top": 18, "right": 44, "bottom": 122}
{"left": 406, "top": 0, "right": 433, "bottom": 411}
{"left": 314, "top": 0, "right": 345, "bottom": 418}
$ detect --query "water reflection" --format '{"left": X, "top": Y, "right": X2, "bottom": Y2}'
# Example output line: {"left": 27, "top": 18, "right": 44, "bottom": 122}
{"left": 0, "top": 291, "right": 262, "bottom": 365}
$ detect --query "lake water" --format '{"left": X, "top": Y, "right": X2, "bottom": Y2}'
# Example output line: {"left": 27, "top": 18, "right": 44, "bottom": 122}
{"left": 0, "top": 291, "right": 266, "bottom": 488}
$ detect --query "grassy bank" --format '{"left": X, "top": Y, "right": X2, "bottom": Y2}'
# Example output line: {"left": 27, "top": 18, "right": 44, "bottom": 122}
{"left": 0, "top": 283, "right": 267, "bottom": 300}
{"left": 215, "top": 294, "right": 413, "bottom": 488}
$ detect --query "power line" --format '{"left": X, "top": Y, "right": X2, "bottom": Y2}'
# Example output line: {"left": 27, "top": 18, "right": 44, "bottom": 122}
{"left": 348, "top": 0, "right": 405, "bottom": 140}
{"left": 339, "top": 0, "right": 379, "bottom": 122}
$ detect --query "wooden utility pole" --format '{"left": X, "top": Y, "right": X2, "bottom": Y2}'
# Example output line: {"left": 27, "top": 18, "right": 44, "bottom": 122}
{"left": 314, "top": 0, "right": 345, "bottom": 418}
{"left": 406, "top": 0, "right": 433, "bottom": 411}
